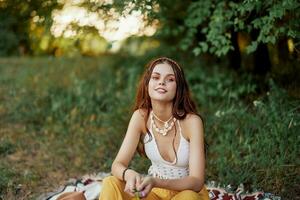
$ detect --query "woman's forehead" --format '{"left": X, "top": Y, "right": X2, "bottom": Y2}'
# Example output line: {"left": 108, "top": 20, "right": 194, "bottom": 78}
{"left": 152, "top": 63, "right": 175, "bottom": 75}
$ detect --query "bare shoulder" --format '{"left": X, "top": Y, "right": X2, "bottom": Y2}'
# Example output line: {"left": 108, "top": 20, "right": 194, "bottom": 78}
{"left": 183, "top": 113, "right": 203, "bottom": 126}
{"left": 132, "top": 108, "right": 147, "bottom": 120}
{"left": 181, "top": 113, "right": 204, "bottom": 139}
{"left": 132, "top": 109, "right": 148, "bottom": 132}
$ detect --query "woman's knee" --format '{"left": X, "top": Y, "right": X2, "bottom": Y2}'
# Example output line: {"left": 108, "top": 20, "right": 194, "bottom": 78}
{"left": 100, "top": 176, "right": 126, "bottom": 200}
{"left": 172, "top": 190, "right": 200, "bottom": 200}
{"left": 102, "top": 176, "right": 122, "bottom": 187}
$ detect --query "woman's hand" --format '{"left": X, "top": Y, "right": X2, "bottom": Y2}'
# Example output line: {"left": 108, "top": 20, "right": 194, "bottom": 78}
{"left": 136, "top": 176, "right": 156, "bottom": 198}
{"left": 123, "top": 169, "right": 142, "bottom": 197}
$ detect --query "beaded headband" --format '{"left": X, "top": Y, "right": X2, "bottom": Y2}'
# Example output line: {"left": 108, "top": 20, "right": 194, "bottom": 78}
{"left": 148, "top": 57, "right": 182, "bottom": 72}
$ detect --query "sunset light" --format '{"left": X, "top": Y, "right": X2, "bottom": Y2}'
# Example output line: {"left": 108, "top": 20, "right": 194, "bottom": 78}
{"left": 51, "top": 0, "right": 157, "bottom": 42}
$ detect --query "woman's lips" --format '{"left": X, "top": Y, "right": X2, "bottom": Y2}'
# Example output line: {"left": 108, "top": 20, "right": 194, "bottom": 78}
{"left": 155, "top": 88, "right": 167, "bottom": 93}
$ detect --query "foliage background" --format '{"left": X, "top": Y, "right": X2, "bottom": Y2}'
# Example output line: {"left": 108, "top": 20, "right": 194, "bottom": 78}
{"left": 0, "top": 0, "right": 299, "bottom": 199}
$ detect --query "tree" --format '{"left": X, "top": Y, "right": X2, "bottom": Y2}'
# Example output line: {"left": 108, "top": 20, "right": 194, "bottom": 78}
{"left": 0, "top": 0, "right": 60, "bottom": 56}
{"left": 89, "top": 0, "right": 300, "bottom": 75}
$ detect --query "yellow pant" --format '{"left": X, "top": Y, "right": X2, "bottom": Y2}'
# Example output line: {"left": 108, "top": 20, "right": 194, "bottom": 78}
{"left": 99, "top": 176, "right": 210, "bottom": 200}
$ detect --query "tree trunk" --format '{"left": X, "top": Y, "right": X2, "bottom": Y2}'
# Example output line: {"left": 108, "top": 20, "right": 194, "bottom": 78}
{"left": 253, "top": 43, "right": 271, "bottom": 75}
{"left": 251, "top": 30, "right": 272, "bottom": 75}
{"left": 228, "top": 30, "right": 241, "bottom": 70}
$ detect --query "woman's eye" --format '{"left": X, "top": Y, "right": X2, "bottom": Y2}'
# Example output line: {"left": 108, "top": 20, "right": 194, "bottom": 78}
{"left": 151, "top": 76, "right": 159, "bottom": 80}
{"left": 167, "top": 78, "right": 175, "bottom": 82}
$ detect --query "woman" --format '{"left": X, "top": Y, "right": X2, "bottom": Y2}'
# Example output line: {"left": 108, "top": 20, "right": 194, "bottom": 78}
{"left": 99, "top": 57, "right": 209, "bottom": 200}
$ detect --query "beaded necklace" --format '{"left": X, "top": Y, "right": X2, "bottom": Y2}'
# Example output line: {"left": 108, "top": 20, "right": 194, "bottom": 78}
{"left": 150, "top": 111, "right": 176, "bottom": 136}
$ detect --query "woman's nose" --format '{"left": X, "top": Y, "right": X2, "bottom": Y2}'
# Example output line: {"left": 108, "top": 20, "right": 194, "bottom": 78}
{"left": 158, "top": 79, "right": 166, "bottom": 85}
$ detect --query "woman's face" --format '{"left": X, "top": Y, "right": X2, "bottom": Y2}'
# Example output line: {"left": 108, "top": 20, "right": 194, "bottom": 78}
{"left": 148, "top": 63, "right": 177, "bottom": 102}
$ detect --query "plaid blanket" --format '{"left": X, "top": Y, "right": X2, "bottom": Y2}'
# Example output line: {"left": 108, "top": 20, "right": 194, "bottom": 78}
{"left": 41, "top": 172, "right": 281, "bottom": 200}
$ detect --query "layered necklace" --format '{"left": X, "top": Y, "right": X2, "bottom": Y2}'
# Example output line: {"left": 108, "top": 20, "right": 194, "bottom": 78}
{"left": 150, "top": 111, "right": 176, "bottom": 136}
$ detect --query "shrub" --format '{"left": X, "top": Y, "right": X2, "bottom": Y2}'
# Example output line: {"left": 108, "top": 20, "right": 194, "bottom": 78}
{"left": 204, "top": 80, "right": 299, "bottom": 198}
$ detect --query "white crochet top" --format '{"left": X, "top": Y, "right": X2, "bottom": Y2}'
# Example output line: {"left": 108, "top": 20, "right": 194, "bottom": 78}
{"left": 144, "top": 120, "right": 190, "bottom": 179}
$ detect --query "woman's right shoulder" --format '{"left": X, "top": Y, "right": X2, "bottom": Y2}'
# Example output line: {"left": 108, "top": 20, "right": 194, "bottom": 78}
{"left": 132, "top": 108, "right": 148, "bottom": 120}
{"left": 131, "top": 109, "right": 148, "bottom": 133}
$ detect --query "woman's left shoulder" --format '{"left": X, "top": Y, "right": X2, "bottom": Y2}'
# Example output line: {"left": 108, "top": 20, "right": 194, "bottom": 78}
{"left": 180, "top": 114, "right": 204, "bottom": 139}
{"left": 182, "top": 113, "right": 203, "bottom": 126}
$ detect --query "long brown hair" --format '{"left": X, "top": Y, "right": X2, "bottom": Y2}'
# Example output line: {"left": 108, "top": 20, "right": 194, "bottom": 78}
{"left": 133, "top": 57, "right": 200, "bottom": 156}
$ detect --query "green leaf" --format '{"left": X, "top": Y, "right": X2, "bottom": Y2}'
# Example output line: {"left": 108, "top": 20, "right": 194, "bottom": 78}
{"left": 193, "top": 47, "right": 201, "bottom": 56}
{"left": 199, "top": 42, "right": 208, "bottom": 52}
{"left": 246, "top": 41, "right": 258, "bottom": 53}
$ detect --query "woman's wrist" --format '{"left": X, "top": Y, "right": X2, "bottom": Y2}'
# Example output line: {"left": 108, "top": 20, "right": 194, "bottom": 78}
{"left": 123, "top": 168, "right": 139, "bottom": 181}
{"left": 122, "top": 168, "right": 130, "bottom": 181}
{"left": 150, "top": 176, "right": 157, "bottom": 187}
{"left": 152, "top": 177, "right": 166, "bottom": 188}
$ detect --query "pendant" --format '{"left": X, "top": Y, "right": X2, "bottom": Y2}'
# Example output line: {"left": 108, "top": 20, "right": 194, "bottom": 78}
{"left": 164, "top": 122, "right": 169, "bottom": 129}
{"left": 150, "top": 111, "right": 177, "bottom": 136}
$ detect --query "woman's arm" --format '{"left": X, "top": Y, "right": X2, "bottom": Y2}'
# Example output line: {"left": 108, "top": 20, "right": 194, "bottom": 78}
{"left": 111, "top": 109, "right": 145, "bottom": 195}
{"left": 137, "top": 114, "right": 206, "bottom": 193}
{"left": 111, "top": 109, "right": 144, "bottom": 177}
{"left": 141, "top": 175, "right": 203, "bottom": 192}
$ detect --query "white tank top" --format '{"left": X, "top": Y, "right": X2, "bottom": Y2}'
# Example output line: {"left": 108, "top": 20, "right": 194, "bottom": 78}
{"left": 144, "top": 120, "right": 190, "bottom": 179}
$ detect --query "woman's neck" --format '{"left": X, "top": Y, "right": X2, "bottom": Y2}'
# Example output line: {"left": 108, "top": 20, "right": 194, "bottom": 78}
{"left": 151, "top": 100, "right": 173, "bottom": 122}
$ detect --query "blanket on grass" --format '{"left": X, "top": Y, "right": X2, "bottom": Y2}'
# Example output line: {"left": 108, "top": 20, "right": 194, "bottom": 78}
{"left": 41, "top": 172, "right": 281, "bottom": 200}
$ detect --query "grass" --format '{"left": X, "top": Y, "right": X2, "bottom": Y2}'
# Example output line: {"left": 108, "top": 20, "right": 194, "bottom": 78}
{"left": 0, "top": 56, "right": 299, "bottom": 199}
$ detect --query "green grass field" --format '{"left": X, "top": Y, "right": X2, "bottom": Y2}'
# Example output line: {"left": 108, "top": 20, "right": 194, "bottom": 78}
{"left": 0, "top": 56, "right": 299, "bottom": 199}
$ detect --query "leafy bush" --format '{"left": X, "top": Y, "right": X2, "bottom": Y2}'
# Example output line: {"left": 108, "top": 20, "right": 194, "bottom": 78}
{"left": 203, "top": 80, "right": 299, "bottom": 198}
{"left": 180, "top": 64, "right": 299, "bottom": 197}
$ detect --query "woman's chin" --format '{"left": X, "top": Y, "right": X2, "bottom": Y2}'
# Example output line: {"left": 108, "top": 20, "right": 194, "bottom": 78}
{"left": 151, "top": 96, "right": 173, "bottom": 102}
